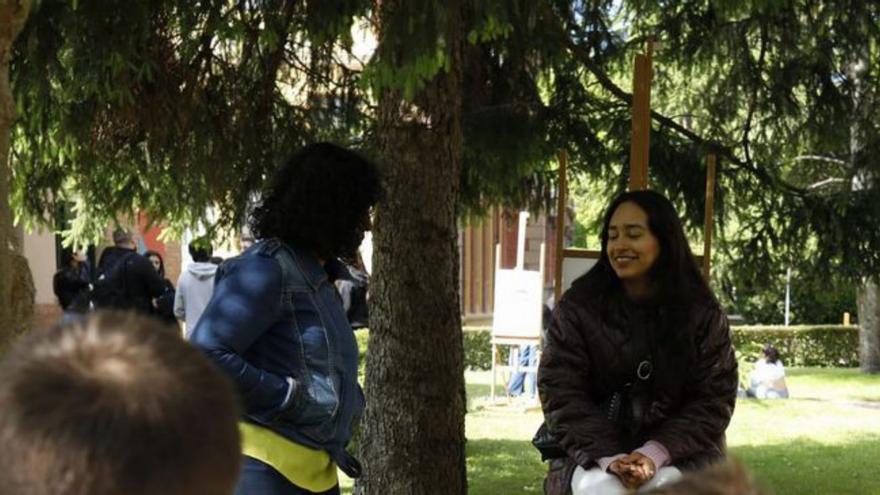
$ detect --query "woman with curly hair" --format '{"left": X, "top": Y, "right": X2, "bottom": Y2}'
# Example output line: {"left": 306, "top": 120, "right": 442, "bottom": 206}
{"left": 538, "top": 190, "right": 738, "bottom": 495}
{"left": 192, "top": 142, "right": 381, "bottom": 495}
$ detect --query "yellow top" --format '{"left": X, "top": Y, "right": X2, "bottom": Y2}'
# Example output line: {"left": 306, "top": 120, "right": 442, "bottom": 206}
{"left": 239, "top": 422, "right": 338, "bottom": 492}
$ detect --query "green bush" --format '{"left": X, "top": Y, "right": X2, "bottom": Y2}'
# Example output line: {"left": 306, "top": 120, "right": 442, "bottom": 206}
{"left": 355, "top": 325, "right": 859, "bottom": 376}
{"left": 462, "top": 327, "right": 515, "bottom": 371}
{"left": 731, "top": 325, "right": 859, "bottom": 367}
{"left": 355, "top": 328, "right": 512, "bottom": 373}
{"left": 355, "top": 330, "right": 369, "bottom": 379}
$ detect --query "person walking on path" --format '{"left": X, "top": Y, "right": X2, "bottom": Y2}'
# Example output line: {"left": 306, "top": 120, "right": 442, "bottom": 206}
{"left": 192, "top": 143, "right": 381, "bottom": 495}
{"left": 174, "top": 240, "right": 218, "bottom": 338}
{"left": 52, "top": 247, "right": 91, "bottom": 324}
{"left": 94, "top": 229, "right": 167, "bottom": 315}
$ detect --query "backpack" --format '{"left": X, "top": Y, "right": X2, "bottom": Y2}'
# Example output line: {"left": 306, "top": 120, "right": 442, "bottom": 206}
{"left": 92, "top": 252, "right": 137, "bottom": 309}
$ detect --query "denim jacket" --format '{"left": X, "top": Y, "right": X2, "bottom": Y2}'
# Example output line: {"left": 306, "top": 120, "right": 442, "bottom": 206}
{"left": 191, "top": 239, "right": 364, "bottom": 476}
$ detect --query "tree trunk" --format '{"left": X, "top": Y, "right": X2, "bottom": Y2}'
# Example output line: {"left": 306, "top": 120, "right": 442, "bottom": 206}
{"left": 857, "top": 281, "right": 880, "bottom": 373}
{"left": 357, "top": 1, "right": 467, "bottom": 494}
{"left": 0, "top": 0, "right": 32, "bottom": 351}
{"left": 848, "top": 45, "right": 879, "bottom": 373}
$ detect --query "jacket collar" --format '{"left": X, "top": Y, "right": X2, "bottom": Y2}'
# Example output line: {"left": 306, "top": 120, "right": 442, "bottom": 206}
{"left": 287, "top": 243, "right": 329, "bottom": 290}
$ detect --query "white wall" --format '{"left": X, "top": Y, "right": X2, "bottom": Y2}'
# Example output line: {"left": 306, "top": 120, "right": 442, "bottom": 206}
{"left": 22, "top": 226, "right": 57, "bottom": 305}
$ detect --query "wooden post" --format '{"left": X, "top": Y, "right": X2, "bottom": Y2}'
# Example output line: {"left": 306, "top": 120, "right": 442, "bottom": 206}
{"left": 702, "top": 154, "right": 717, "bottom": 280}
{"left": 474, "top": 221, "right": 484, "bottom": 313}
{"left": 491, "top": 243, "right": 501, "bottom": 403}
{"left": 483, "top": 211, "right": 494, "bottom": 314}
{"left": 463, "top": 225, "right": 472, "bottom": 315}
{"left": 554, "top": 151, "right": 568, "bottom": 303}
{"left": 629, "top": 39, "right": 653, "bottom": 191}
{"left": 516, "top": 212, "right": 529, "bottom": 270}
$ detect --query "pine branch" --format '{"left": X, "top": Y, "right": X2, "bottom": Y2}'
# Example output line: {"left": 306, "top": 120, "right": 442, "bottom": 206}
{"left": 540, "top": 2, "right": 807, "bottom": 196}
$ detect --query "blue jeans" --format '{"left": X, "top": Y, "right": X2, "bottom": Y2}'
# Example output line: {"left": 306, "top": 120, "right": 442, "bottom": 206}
{"left": 235, "top": 456, "right": 340, "bottom": 495}
{"left": 61, "top": 310, "right": 85, "bottom": 326}
{"left": 507, "top": 345, "right": 537, "bottom": 398}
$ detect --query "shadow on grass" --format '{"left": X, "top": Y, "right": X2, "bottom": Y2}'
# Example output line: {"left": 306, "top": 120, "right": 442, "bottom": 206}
{"left": 467, "top": 438, "right": 546, "bottom": 495}
{"left": 732, "top": 435, "right": 880, "bottom": 495}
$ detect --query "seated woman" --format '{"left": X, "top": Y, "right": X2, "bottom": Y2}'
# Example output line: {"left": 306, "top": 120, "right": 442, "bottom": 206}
{"left": 538, "top": 190, "right": 739, "bottom": 495}
{"left": 748, "top": 345, "right": 789, "bottom": 399}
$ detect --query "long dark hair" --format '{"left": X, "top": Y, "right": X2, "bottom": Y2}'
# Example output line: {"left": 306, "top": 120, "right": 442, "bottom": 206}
{"left": 574, "top": 190, "right": 715, "bottom": 307}
{"left": 250, "top": 143, "right": 382, "bottom": 261}
{"left": 145, "top": 250, "right": 166, "bottom": 279}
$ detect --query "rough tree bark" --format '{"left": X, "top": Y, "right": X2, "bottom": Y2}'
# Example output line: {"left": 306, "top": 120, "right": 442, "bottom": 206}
{"left": 848, "top": 48, "right": 880, "bottom": 373}
{"left": 356, "top": 0, "right": 468, "bottom": 493}
{"left": 0, "top": 0, "right": 32, "bottom": 351}
{"left": 858, "top": 282, "right": 880, "bottom": 373}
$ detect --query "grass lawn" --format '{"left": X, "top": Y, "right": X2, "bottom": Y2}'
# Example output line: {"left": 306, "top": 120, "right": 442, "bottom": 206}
{"left": 464, "top": 367, "right": 880, "bottom": 495}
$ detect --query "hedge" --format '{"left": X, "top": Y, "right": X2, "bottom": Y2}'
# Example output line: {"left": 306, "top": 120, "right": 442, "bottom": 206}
{"left": 354, "top": 324, "right": 860, "bottom": 374}
{"left": 731, "top": 325, "right": 859, "bottom": 367}
{"left": 354, "top": 327, "right": 506, "bottom": 373}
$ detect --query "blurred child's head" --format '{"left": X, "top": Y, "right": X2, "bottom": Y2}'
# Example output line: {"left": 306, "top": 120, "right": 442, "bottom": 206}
{"left": 0, "top": 312, "right": 242, "bottom": 495}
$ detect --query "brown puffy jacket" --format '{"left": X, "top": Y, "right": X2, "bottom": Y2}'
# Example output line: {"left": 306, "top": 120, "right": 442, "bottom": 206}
{"left": 538, "top": 280, "right": 738, "bottom": 480}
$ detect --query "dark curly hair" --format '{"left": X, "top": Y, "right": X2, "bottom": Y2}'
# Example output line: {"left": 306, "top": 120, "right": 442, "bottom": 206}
{"left": 250, "top": 143, "right": 381, "bottom": 261}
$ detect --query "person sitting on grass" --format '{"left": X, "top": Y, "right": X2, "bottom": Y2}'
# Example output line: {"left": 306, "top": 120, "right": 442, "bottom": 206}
{"left": 747, "top": 344, "right": 789, "bottom": 399}
{"left": 0, "top": 311, "right": 242, "bottom": 495}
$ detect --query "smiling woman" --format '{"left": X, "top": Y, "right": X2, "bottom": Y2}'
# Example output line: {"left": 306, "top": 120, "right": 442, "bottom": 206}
{"left": 537, "top": 190, "right": 739, "bottom": 495}
{"left": 606, "top": 201, "right": 661, "bottom": 300}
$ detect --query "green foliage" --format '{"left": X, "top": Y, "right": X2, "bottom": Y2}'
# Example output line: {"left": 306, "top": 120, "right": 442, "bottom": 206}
{"left": 462, "top": 328, "right": 511, "bottom": 371}
{"left": 621, "top": 1, "right": 880, "bottom": 279}
{"left": 356, "top": 329, "right": 369, "bottom": 379}
{"left": 714, "top": 245, "right": 859, "bottom": 325}
{"left": 732, "top": 325, "right": 860, "bottom": 368}
{"left": 12, "top": 0, "right": 880, "bottom": 297}
{"left": 462, "top": 328, "right": 492, "bottom": 371}
{"left": 450, "top": 325, "right": 859, "bottom": 372}
{"left": 356, "top": 328, "right": 509, "bottom": 372}
{"left": 11, "top": 0, "right": 370, "bottom": 242}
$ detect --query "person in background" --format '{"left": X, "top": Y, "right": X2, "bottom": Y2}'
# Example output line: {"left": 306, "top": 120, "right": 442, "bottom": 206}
{"left": 191, "top": 142, "right": 381, "bottom": 495}
{"left": 507, "top": 304, "right": 553, "bottom": 400}
{"left": 748, "top": 345, "right": 789, "bottom": 399}
{"left": 333, "top": 253, "right": 370, "bottom": 330}
{"left": 538, "top": 190, "right": 738, "bottom": 495}
{"left": 0, "top": 311, "right": 242, "bottom": 495}
{"left": 52, "top": 247, "right": 91, "bottom": 324}
{"left": 94, "top": 229, "right": 166, "bottom": 314}
{"left": 145, "top": 250, "right": 178, "bottom": 328}
{"left": 175, "top": 240, "right": 218, "bottom": 339}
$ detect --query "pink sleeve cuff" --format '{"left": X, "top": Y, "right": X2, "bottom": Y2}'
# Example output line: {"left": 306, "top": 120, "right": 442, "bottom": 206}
{"left": 596, "top": 454, "right": 626, "bottom": 472}
{"left": 635, "top": 440, "right": 671, "bottom": 469}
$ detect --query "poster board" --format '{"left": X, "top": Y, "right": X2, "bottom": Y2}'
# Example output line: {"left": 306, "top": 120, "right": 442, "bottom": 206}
{"left": 560, "top": 255, "right": 599, "bottom": 294}
{"left": 491, "top": 268, "right": 544, "bottom": 339}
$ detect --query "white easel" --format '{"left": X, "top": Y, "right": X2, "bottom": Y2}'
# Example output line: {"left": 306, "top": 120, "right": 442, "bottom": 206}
{"left": 490, "top": 211, "right": 545, "bottom": 404}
